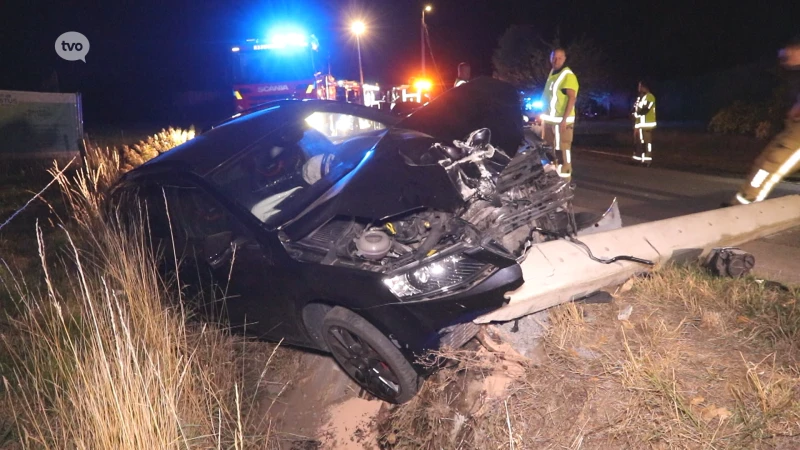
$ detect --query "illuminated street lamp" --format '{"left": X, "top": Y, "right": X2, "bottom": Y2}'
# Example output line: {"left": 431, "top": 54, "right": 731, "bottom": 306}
{"left": 421, "top": 5, "right": 432, "bottom": 76}
{"left": 351, "top": 20, "right": 366, "bottom": 102}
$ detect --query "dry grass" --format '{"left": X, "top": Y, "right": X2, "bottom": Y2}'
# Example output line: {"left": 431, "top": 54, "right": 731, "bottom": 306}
{"left": 379, "top": 265, "right": 800, "bottom": 449}
{"left": 83, "top": 126, "right": 196, "bottom": 175}
{"left": 3, "top": 224, "right": 273, "bottom": 448}
{"left": 545, "top": 302, "right": 586, "bottom": 352}
{"left": 0, "top": 127, "right": 281, "bottom": 448}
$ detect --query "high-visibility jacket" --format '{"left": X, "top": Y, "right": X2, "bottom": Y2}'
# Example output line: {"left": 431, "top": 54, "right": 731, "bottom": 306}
{"left": 633, "top": 93, "right": 656, "bottom": 129}
{"left": 541, "top": 66, "right": 579, "bottom": 124}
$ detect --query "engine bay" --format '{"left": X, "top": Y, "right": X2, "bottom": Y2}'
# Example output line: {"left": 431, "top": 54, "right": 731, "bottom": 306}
{"left": 282, "top": 127, "right": 576, "bottom": 271}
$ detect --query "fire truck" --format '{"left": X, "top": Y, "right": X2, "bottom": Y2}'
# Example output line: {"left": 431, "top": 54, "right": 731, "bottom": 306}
{"left": 230, "top": 31, "right": 339, "bottom": 111}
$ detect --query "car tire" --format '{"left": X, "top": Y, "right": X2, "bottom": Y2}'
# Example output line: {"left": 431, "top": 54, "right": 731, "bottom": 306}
{"left": 321, "top": 307, "right": 420, "bottom": 403}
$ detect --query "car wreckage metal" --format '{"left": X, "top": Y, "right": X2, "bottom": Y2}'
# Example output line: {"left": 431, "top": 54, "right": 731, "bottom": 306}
{"left": 109, "top": 77, "right": 618, "bottom": 403}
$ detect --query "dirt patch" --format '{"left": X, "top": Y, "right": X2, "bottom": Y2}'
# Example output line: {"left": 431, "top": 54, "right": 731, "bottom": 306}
{"left": 319, "top": 397, "right": 384, "bottom": 449}
{"left": 265, "top": 352, "right": 386, "bottom": 449}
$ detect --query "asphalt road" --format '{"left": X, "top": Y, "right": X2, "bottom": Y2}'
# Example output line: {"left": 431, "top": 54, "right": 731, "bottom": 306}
{"left": 569, "top": 153, "right": 800, "bottom": 226}
{"left": 567, "top": 152, "right": 800, "bottom": 286}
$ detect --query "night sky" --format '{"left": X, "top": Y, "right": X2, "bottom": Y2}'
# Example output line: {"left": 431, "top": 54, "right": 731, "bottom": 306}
{"left": 1, "top": 0, "right": 798, "bottom": 124}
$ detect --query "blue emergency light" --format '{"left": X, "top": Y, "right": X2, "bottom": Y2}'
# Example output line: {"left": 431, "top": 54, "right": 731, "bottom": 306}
{"left": 241, "top": 30, "right": 320, "bottom": 52}
{"left": 266, "top": 31, "right": 308, "bottom": 48}
{"left": 523, "top": 97, "right": 544, "bottom": 111}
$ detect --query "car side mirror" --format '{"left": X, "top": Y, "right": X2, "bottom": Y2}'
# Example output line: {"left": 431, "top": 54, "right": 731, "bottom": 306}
{"left": 204, "top": 231, "right": 249, "bottom": 269}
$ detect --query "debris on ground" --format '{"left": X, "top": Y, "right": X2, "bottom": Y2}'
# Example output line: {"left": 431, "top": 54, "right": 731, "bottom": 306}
{"left": 704, "top": 247, "right": 756, "bottom": 278}
{"left": 617, "top": 304, "right": 633, "bottom": 321}
{"left": 377, "top": 264, "right": 800, "bottom": 449}
{"left": 489, "top": 311, "right": 549, "bottom": 361}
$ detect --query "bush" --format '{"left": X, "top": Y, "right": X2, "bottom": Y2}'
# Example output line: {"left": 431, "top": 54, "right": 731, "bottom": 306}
{"left": 709, "top": 83, "right": 792, "bottom": 139}
{"left": 708, "top": 101, "right": 766, "bottom": 136}
{"left": 754, "top": 121, "right": 774, "bottom": 139}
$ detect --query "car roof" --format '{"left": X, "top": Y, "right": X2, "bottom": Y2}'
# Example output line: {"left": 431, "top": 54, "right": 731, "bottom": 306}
{"left": 137, "top": 100, "right": 400, "bottom": 177}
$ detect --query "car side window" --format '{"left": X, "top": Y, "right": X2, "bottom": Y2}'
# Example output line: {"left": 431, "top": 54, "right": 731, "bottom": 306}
{"left": 116, "top": 184, "right": 172, "bottom": 242}
{"left": 132, "top": 181, "right": 246, "bottom": 260}
{"left": 165, "top": 185, "right": 233, "bottom": 242}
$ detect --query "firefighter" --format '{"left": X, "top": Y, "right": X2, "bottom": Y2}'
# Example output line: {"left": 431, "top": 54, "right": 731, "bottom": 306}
{"left": 632, "top": 80, "right": 657, "bottom": 165}
{"left": 541, "top": 48, "right": 579, "bottom": 178}
{"left": 728, "top": 36, "right": 800, "bottom": 205}
{"left": 454, "top": 62, "right": 470, "bottom": 87}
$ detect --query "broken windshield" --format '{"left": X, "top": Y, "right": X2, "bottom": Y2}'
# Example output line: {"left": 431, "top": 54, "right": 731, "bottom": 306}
{"left": 208, "top": 111, "right": 388, "bottom": 228}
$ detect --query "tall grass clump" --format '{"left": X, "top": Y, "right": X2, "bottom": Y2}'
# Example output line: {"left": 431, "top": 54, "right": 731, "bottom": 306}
{"left": 83, "top": 126, "right": 196, "bottom": 179}
{"left": 1, "top": 127, "right": 274, "bottom": 449}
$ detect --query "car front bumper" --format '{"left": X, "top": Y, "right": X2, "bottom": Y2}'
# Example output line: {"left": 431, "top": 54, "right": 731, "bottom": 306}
{"left": 356, "top": 263, "right": 523, "bottom": 367}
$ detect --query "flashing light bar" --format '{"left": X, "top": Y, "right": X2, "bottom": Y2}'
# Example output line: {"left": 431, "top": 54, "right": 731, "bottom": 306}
{"left": 242, "top": 32, "right": 319, "bottom": 52}
{"left": 253, "top": 42, "right": 309, "bottom": 51}
{"left": 251, "top": 31, "right": 309, "bottom": 50}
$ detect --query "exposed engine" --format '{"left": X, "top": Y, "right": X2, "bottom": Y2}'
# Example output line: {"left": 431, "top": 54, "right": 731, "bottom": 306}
{"left": 445, "top": 128, "right": 576, "bottom": 255}
{"left": 283, "top": 127, "right": 575, "bottom": 270}
{"left": 283, "top": 209, "right": 479, "bottom": 271}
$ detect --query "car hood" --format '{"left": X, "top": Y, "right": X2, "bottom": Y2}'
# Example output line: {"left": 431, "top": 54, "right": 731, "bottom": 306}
{"left": 281, "top": 129, "right": 464, "bottom": 240}
{"left": 281, "top": 78, "right": 526, "bottom": 241}
{"left": 397, "top": 76, "right": 524, "bottom": 158}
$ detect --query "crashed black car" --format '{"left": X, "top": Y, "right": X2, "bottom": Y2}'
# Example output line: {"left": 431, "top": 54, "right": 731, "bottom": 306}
{"left": 109, "top": 78, "right": 579, "bottom": 403}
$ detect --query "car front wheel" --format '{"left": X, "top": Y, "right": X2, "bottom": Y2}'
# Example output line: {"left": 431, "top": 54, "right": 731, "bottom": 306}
{"left": 321, "top": 307, "right": 420, "bottom": 403}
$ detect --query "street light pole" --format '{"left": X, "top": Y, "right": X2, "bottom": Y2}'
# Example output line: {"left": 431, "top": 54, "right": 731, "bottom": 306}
{"left": 421, "top": 10, "right": 425, "bottom": 76}
{"left": 356, "top": 34, "right": 364, "bottom": 89}
{"left": 421, "top": 5, "right": 431, "bottom": 76}
{"left": 350, "top": 21, "right": 366, "bottom": 104}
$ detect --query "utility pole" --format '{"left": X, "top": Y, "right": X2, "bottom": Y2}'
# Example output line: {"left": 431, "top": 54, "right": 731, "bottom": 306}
{"left": 421, "top": 5, "right": 432, "bottom": 76}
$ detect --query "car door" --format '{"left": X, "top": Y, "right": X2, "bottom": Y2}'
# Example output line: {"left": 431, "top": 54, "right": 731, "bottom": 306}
{"left": 132, "top": 176, "right": 308, "bottom": 344}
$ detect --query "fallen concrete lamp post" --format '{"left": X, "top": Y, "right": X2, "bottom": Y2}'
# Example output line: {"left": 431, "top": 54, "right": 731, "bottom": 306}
{"left": 475, "top": 195, "right": 800, "bottom": 323}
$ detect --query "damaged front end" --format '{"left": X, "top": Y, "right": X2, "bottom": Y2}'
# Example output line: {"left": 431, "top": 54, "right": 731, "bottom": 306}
{"left": 431, "top": 128, "right": 576, "bottom": 259}
{"left": 281, "top": 126, "right": 575, "bottom": 303}
{"left": 279, "top": 78, "right": 595, "bottom": 307}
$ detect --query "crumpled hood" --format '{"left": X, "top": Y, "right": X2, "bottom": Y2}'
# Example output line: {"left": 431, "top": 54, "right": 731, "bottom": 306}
{"left": 281, "top": 78, "right": 526, "bottom": 240}
{"left": 397, "top": 77, "right": 524, "bottom": 158}
{"left": 281, "top": 129, "right": 466, "bottom": 240}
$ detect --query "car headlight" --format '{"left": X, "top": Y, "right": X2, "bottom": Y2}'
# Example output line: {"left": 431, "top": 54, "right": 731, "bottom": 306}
{"left": 383, "top": 254, "right": 492, "bottom": 299}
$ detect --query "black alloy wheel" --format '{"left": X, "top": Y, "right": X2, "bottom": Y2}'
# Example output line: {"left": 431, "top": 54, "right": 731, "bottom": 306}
{"left": 321, "top": 307, "right": 420, "bottom": 403}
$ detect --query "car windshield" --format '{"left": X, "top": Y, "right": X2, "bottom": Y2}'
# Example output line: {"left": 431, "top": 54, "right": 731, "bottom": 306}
{"left": 207, "top": 110, "right": 388, "bottom": 228}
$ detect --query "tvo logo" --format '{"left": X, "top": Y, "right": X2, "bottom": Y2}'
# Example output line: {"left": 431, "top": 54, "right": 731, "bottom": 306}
{"left": 55, "top": 32, "right": 90, "bottom": 62}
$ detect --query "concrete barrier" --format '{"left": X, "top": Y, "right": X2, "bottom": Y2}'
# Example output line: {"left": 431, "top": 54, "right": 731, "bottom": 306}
{"left": 474, "top": 195, "right": 800, "bottom": 323}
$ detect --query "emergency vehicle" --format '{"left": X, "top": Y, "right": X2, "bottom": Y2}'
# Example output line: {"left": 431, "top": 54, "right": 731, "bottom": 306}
{"left": 384, "top": 78, "right": 436, "bottom": 115}
{"left": 231, "top": 31, "right": 336, "bottom": 111}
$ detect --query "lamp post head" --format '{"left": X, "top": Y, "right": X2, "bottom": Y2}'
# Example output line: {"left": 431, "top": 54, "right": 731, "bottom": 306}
{"left": 351, "top": 21, "right": 366, "bottom": 36}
